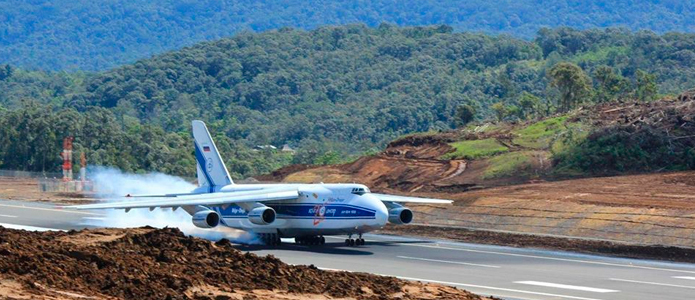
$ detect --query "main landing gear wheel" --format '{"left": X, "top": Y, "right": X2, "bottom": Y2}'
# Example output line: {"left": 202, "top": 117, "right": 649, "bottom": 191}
{"left": 260, "top": 233, "right": 282, "bottom": 246}
{"left": 345, "top": 234, "right": 365, "bottom": 246}
{"left": 295, "top": 235, "right": 325, "bottom": 246}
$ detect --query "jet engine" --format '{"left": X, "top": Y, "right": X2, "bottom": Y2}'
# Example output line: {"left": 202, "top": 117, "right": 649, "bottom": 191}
{"left": 192, "top": 210, "right": 220, "bottom": 228}
{"left": 388, "top": 207, "right": 413, "bottom": 225}
{"left": 248, "top": 206, "right": 276, "bottom": 225}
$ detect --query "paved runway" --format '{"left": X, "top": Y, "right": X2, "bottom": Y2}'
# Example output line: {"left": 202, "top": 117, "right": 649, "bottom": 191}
{"left": 2, "top": 199, "right": 695, "bottom": 300}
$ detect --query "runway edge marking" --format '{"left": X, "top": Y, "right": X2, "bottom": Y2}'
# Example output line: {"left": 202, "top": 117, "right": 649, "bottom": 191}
{"left": 397, "top": 255, "right": 501, "bottom": 268}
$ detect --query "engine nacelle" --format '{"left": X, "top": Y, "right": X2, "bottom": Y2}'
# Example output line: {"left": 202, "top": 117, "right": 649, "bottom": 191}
{"left": 248, "top": 206, "right": 276, "bottom": 225}
{"left": 388, "top": 207, "right": 413, "bottom": 225}
{"left": 192, "top": 210, "right": 220, "bottom": 228}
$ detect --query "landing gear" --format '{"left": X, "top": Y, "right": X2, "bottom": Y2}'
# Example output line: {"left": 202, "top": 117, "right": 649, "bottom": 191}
{"left": 345, "top": 234, "right": 365, "bottom": 246}
{"left": 295, "top": 235, "right": 325, "bottom": 246}
{"left": 260, "top": 233, "right": 282, "bottom": 246}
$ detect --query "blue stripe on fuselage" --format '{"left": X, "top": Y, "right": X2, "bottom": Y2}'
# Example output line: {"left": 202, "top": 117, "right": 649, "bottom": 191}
{"left": 214, "top": 203, "right": 376, "bottom": 219}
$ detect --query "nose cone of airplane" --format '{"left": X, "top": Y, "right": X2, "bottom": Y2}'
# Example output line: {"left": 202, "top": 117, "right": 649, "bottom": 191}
{"left": 371, "top": 195, "right": 389, "bottom": 227}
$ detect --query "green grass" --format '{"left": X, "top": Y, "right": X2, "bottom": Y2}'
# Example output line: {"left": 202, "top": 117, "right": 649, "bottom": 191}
{"left": 550, "top": 122, "right": 590, "bottom": 154}
{"left": 482, "top": 151, "right": 535, "bottom": 179}
{"left": 512, "top": 116, "right": 569, "bottom": 149}
{"left": 442, "top": 138, "right": 509, "bottom": 160}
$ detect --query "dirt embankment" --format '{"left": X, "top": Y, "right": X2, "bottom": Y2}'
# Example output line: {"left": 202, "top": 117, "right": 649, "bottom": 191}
{"left": 385, "top": 171, "right": 695, "bottom": 249}
{"left": 0, "top": 227, "right": 489, "bottom": 300}
{"left": 260, "top": 133, "right": 480, "bottom": 193}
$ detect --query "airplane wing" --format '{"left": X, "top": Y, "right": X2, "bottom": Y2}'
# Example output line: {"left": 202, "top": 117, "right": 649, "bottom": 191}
{"left": 66, "top": 187, "right": 299, "bottom": 210}
{"left": 372, "top": 193, "right": 453, "bottom": 204}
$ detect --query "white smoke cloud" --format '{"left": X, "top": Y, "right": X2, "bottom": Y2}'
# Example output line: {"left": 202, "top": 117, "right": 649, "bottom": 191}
{"left": 84, "top": 167, "right": 261, "bottom": 244}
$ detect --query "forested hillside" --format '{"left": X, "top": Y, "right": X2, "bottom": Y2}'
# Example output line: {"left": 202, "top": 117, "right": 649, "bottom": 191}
{"left": 1, "top": 26, "right": 695, "bottom": 178}
{"left": 1, "top": 0, "right": 694, "bottom": 70}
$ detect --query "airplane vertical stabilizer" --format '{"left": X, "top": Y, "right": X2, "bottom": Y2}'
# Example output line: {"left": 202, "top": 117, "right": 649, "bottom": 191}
{"left": 192, "top": 120, "right": 233, "bottom": 191}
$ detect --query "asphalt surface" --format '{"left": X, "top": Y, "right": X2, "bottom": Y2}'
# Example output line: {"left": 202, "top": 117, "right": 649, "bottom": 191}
{"left": 2, "top": 199, "right": 695, "bottom": 300}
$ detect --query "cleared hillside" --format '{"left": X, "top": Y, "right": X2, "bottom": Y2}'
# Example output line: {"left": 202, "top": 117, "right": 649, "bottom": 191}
{"left": 259, "top": 90, "right": 695, "bottom": 191}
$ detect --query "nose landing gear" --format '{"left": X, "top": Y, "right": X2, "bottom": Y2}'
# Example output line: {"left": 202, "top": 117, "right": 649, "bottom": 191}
{"left": 345, "top": 234, "right": 365, "bottom": 246}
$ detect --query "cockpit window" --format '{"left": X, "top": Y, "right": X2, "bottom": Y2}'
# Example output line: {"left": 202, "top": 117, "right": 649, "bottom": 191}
{"left": 351, "top": 187, "right": 370, "bottom": 195}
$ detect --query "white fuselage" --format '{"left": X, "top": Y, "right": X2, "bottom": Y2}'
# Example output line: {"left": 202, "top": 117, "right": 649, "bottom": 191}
{"left": 198, "top": 183, "right": 389, "bottom": 238}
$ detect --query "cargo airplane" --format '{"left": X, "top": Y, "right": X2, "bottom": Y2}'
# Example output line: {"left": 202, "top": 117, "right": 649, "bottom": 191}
{"left": 70, "top": 121, "right": 452, "bottom": 246}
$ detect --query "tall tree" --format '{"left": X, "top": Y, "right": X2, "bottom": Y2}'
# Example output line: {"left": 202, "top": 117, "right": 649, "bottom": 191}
{"left": 518, "top": 92, "right": 540, "bottom": 119}
{"left": 491, "top": 102, "right": 508, "bottom": 122}
{"left": 454, "top": 104, "right": 476, "bottom": 127}
{"left": 635, "top": 70, "right": 658, "bottom": 102}
{"left": 593, "top": 66, "right": 630, "bottom": 103}
{"left": 548, "top": 62, "right": 592, "bottom": 112}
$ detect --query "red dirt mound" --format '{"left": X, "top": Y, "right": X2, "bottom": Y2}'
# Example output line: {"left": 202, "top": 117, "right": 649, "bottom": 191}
{"left": 0, "top": 227, "right": 488, "bottom": 300}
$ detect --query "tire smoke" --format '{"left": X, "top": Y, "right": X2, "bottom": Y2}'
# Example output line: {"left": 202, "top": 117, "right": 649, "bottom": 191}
{"left": 83, "top": 167, "right": 261, "bottom": 244}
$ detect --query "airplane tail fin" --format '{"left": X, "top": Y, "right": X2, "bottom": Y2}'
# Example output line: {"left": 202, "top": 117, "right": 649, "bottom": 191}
{"left": 192, "top": 120, "right": 233, "bottom": 191}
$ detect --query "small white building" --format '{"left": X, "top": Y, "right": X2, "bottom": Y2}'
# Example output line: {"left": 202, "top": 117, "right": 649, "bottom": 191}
{"left": 254, "top": 145, "right": 277, "bottom": 151}
{"left": 281, "top": 144, "right": 295, "bottom": 154}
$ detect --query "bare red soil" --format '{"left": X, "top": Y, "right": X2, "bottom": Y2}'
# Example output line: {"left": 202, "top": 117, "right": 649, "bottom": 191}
{"left": 0, "top": 227, "right": 489, "bottom": 300}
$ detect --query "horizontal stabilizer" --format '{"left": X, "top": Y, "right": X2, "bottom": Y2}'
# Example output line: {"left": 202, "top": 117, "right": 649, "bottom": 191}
{"left": 123, "top": 192, "right": 202, "bottom": 198}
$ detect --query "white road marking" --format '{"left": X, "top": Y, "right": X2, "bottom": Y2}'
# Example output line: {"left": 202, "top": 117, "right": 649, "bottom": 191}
{"left": 610, "top": 278, "right": 695, "bottom": 290}
{"left": 673, "top": 276, "right": 695, "bottom": 281}
{"left": 0, "top": 214, "right": 17, "bottom": 218}
{"left": 393, "top": 242, "right": 695, "bottom": 274}
{"left": 514, "top": 281, "right": 619, "bottom": 293}
{"left": 397, "top": 255, "right": 501, "bottom": 268}
{"left": 0, "top": 203, "right": 101, "bottom": 216}
{"left": 396, "top": 276, "right": 607, "bottom": 300}
{"left": 0, "top": 222, "right": 64, "bottom": 232}
{"left": 81, "top": 217, "right": 105, "bottom": 221}
{"left": 317, "top": 267, "right": 605, "bottom": 300}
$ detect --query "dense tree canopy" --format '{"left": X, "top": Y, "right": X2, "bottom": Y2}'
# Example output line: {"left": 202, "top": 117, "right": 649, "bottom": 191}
{"left": 1, "top": 0, "right": 695, "bottom": 70}
{"left": 1, "top": 26, "right": 695, "bottom": 177}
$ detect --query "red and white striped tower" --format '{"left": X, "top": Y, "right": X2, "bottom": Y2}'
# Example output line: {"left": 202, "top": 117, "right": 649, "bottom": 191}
{"left": 62, "top": 137, "right": 73, "bottom": 181}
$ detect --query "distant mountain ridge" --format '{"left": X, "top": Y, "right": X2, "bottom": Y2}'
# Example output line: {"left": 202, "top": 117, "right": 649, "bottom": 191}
{"left": 1, "top": 0, "right": 694, "bottom": 70}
